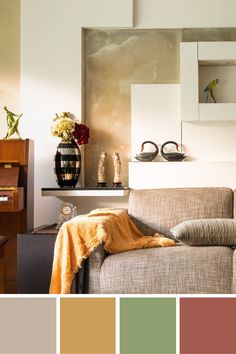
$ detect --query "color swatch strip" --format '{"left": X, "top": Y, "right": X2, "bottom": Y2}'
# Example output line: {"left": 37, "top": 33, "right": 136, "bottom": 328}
{"left": 1, "top": 297, "right": 236, "bottom": 354}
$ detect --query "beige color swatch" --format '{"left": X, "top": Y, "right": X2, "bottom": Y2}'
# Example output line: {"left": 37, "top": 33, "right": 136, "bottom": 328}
{"left": 61, "top": 298, "right": 115, "bottom": 354}
{"left": 0, "top": 298, "right": 56, "bottom": 354}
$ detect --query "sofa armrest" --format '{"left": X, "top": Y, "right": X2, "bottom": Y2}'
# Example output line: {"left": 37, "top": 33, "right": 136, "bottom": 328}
{"left": 88, "top": 244, "right": 107, "bottom": 293}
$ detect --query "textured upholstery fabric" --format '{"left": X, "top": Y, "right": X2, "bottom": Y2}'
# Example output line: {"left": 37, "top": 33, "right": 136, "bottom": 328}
{"left": 88, "top": 244, "right": 106, "bottom": 294}
{"left": 100, "top": 246, "right": 233, "bottom": 294}
{"left": 234, "top": 190, "right": 236, "bottom": 218}
{"left": 232, "top": 249, "right": 236, "bottom": 293}
{"left": 128, "top": 188, "right": 233, "bottom": 238}
{"left": 171, "top": 219, "right": 236, "bottom": 246}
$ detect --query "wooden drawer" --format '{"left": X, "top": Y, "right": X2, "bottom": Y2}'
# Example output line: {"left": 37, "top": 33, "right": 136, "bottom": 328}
{"left": 0, "top": 187, "right": 24, "bottom": 212}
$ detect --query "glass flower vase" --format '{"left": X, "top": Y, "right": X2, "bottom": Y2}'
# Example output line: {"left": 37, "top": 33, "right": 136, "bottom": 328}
{"left": 54, "top": 139, "right": 81, "bottom": 188}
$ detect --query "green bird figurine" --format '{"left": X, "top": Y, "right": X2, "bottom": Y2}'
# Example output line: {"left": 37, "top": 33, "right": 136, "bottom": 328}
{"left": 203, "top": 79, "right": 219, "bottom": 103}
{"left": 3, "top": 106, "right": 23, "bottom": 139}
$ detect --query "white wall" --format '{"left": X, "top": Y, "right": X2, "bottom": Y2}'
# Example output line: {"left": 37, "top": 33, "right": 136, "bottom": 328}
{"left": 21, "top": 0, "right": 236, "bottom": 226}
{"left": 134, "top": 0, "right": 236, "bottom": 28}
{"left": 131, "top": 84, "right": 181, "bottom": 160}
{"left": 21, "top": 0, "right": 133, "bottom": 226}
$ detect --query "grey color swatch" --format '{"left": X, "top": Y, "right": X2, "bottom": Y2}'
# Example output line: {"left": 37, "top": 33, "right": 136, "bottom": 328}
{"left": 0, "top": 298, "right": 56, "bottom": 354}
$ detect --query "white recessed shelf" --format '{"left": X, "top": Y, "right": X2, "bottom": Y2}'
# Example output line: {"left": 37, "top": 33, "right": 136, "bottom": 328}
{"left": 181, "top": 41, "right": 236, "bottom": 121}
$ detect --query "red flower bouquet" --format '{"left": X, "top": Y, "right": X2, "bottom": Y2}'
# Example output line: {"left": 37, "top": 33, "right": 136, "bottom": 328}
{"left": 73, "top": 123, "right": 90, "bottom": 145}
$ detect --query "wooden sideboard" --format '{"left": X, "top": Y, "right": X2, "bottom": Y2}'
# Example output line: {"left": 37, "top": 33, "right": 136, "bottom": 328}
{"left": 0, "top": 139, "right": 34, "bottom": 293}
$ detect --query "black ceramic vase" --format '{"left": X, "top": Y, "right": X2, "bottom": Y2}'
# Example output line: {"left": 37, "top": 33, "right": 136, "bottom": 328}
{"left": 54, "top": 140, "right": 81, "bottom": 188}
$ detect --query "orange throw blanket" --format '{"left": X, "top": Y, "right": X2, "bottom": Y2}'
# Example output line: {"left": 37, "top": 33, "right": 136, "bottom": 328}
{"left": 49, "top": 208, "right": 175, "bottom": 294}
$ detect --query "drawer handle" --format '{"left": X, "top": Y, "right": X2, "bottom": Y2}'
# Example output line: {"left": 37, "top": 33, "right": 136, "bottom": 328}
{"left": 0, "top": 196, "right": 9, "bottom": 202}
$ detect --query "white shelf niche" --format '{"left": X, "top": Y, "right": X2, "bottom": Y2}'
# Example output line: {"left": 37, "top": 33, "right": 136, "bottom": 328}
{"left": 180, "top": 41, "right": 236, "bottom": 121}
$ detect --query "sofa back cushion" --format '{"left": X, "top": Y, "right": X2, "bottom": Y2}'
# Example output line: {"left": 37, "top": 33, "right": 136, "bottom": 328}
{"left": 128, "top": 187, "right": 233, "bottom": 237}
{"left": 234, "top": 190, "right": 236, "bottom": 218}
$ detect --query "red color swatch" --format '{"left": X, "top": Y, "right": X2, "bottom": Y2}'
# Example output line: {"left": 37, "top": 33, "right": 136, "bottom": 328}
{"left": 181, "top": 298, "right": 236, "bottom": 354}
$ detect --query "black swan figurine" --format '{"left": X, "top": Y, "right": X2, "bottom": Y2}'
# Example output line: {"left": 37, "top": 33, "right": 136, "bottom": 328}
{"left": 135, "top": 141, "right": 159, "bottom": 162}
{"left": 161, "top": 141, "right": 186, "bottom": 161}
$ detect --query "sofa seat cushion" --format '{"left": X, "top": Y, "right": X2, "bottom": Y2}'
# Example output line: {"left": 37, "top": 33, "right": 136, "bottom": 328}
{"left": 100, "top": 246, "right": 233, "bottom": 294}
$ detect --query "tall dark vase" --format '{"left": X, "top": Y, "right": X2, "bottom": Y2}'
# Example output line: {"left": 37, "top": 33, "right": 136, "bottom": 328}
{"left": 54, "top": 140, "right": 81, "bottom": 188}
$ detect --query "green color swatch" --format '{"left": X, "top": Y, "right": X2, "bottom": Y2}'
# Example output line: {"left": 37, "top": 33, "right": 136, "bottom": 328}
{"left": 120, "top": 298, "right": 176, "bottom": 354}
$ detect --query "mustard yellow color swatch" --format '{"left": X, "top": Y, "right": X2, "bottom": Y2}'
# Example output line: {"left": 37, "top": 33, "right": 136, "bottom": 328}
{"left": 61, "top": 298, "right": 115, "bottom": 354}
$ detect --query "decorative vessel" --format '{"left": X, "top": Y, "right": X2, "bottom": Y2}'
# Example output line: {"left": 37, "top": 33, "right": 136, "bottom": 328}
{"left": 54, "top": 140, "right": 81, "bottom": 187}
{"left": 161, "top": 141, "right": 186, "bottom": 161}
{"left": 135, "top": 141, "right": 159, "bottom": 162}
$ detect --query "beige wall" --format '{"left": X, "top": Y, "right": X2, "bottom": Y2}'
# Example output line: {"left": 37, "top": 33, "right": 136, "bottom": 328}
{"left": 0, "top": 0, "right": 20, "bottom": 136}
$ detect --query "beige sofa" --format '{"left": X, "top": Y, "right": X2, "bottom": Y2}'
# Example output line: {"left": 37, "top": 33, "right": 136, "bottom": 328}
{"left": 88, "top": 187, "right": 236, "bottom": 294}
